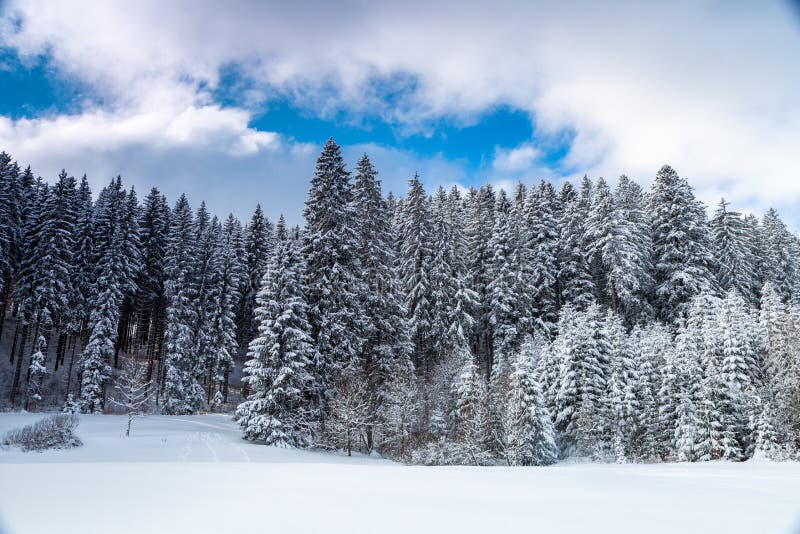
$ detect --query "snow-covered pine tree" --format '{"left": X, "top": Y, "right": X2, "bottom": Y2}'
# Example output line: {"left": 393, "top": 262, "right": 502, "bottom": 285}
{"left": 671, "top": 314, "right": 706, "bottom": 462}
{"left": 524, "top": 181, "right": 560, "bottom": 336}
{"left": 236, "top": 215, "right": 316, "bottom": 446}
{"left": 488, "top": 190, "right": 518, "bottom": 375}
{"left": 631, "top": 324, "right": 671, "bottom": 460}
{"left": 553, "top": 304, "right": 609, "bottom": 455}
{"left": 759, "top": 209, "right": 798, "bottom": 302}
{"left": 399, "top": 173, "right": 434, "bottom": 376}
{"left": 352, "top": 154, "right": 413, "bottom": 451}
{"left": 240, "top": 203, "right": 273, "bottom": 345}
{"left": 585, "top": 176, "right": 653, "bottom": 324}
{"left": 613, "top": 175, "right": 654, "bottom": 323}
{"left": 196, "top": 216, "right": 240, "bottom": 403}
{"left": 24, "top": 332, "right": 48, "bottom": 409}
{"left": 604, "top": 311, "right": 640, "bottom": 462}
{"left": 302, "top": 138, "right": 364, "bottom": 412}
{"left": 161, "top": 194, "right": 204, "bottom": 415}
{"left": 647, "top": 165, "right": 716, "bottom": 322}
{"left": 503, "top": 338, "right": 558, "bottom": 466}
{"left": 78, "top": 177, "right": 137, "bottom": 412}
{"left": 710, "top": 199, "right": 757, "bottom": 303}
{"left": 451, "top": 347, "right": 493, "bottom": 464}
{"left": 556, "top": 180, "right": 595, "bottom": 311}
{"left": 466, "top": 185, "right": 496, "bottom": 377}
{"left": 133, "top": 188, "right": 170, "bottom": 360}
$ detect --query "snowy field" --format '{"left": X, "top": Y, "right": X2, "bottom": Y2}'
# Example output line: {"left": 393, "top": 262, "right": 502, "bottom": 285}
{"left": 1, "top": 413, "right": 799, "bottom": 534}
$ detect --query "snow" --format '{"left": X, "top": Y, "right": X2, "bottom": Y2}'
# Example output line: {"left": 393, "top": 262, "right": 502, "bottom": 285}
{"left": 1, "top": 413, "right": 799, "bottom": 534}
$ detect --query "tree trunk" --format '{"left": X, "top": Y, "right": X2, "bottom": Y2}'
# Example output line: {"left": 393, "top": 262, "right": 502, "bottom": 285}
{"left": 64, "top": 334, "right": 80, "bottom": 402}
{"left": 54, "top": 332, "right": 66, "bottom": 372}
{"left": 9, "top": 320, "right": 20, "bottom": 364}
{"left": 9, "top": 322, "right": 29, "bottom": 405}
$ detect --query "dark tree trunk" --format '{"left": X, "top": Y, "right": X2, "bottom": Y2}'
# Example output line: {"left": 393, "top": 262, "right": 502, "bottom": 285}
{"left": 9, "top": 322, "right": 29, "bottom": 405}
{"left": 9, "top": 320, "right": 19, "bottom": 364}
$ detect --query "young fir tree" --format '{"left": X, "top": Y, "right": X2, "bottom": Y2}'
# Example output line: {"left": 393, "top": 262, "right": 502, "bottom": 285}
{"left": 502, "top": 338, "right": 558, "bottom": 466}
{"left": 237, "top": 216, "right": 316, "bottom": 446}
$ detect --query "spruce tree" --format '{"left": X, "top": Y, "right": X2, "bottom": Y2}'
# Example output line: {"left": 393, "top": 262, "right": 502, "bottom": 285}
{"left": 556, "top": 180, "right": 595, "bottom": 311}
{"left": 503, "top": 338, "right": 558, "bottom": 466}
{"left": 302, "top": 138, "right": 364, "bottom": 411}
{"left": 161, "top": 194, "right": 204, "bottom": 414}
{"left": 399, "top": 173, "right": 434, "bottom": 375}
{"left": 647, "top": 165, "right": 716, "bottom": 321}
{"left": 352, "top": 154, "right": 413, "bottom": 447}
{"left": 710, "top": 199, "right": 757, "bottom": 303}
{"left": 237, "top": 216, "right": 316, "bottom": 446}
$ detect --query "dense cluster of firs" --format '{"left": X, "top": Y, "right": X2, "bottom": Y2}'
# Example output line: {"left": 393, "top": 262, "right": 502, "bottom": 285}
{"left": 1, "top": 139, "right": 799, "bottom": 465}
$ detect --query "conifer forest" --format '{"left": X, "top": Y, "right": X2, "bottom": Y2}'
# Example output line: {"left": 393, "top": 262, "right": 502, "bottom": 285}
{"left": 1, "top": 139, "right": 798, "bottom": 466}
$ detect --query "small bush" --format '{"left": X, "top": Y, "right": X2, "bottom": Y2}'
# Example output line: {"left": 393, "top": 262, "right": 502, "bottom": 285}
{"left": 411, "top": 438, "right": 495, "bottom": 466}
{"left": 2, "top": 414, "right": 83, "bottom": 452}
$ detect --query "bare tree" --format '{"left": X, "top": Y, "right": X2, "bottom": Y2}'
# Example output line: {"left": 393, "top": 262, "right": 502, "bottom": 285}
{"left": 325, "top": 373, "right": 372, "bottom": 456}
{"left": 109, "top": 358, "right": 153, "bottom": 437}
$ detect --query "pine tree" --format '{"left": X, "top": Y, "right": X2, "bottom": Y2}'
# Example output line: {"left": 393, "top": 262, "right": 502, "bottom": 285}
{"left": 503, "top": 338, "right": 558, "bottom": 466}
{"left": 524, "top": 181, "right": 560, "bottom": 336}
{"left": 133, "top": 188, "right": 170, "bottom": 356}
{"left": 604, "top": 312, "right": 640, "bottom": 461}
{"left": 710, "top": 199, "right": 757, "bottom": 303}
{"left": 488, "top": 191, "right": 518, "bottom": 373}
{"left": 399, "top": 173, "right": 434, "bottom": 375}
{"left": 647, "top": 165, "right": 716, "bottom": 321}
{"left": 556, "top": 180, "right": 595, "bottom": 311}
{"left": 236, "top": 216, "right": 316, "bottom": 446}
{"left": 240, "top": 204, "right": 273, "bottom": 344}
{"left": 352, "top": 154, "right": 413, "bottom": 449}
{"left": 451, "top": 348, "right": 492, "bottom": 464}
{"left": 78, "top": 177, "right": 137, "bottom": 412}
{"left": 553, "top": 304, "right": 609, "bottom": 454}
{"left": 161, "top": 194, "right": 204, "bottom": 415}
{"left": 201, "top": 217, "right": 241, "bottom": 403}
{"left": 760, "top": 209, "right": 797, "bottom": 302}
{"left": 302, "top": 138, "right": 364, "bottom": 411}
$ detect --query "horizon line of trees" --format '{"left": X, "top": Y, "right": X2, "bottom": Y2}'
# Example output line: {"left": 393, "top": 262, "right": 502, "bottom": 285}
{"left": 1, "top": 140, "right": 799, "bottom": 465}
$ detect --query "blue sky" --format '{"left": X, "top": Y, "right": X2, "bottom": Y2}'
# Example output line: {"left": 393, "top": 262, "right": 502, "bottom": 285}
{"left": 1, "top": 1, "right": 799, "bottom": 225}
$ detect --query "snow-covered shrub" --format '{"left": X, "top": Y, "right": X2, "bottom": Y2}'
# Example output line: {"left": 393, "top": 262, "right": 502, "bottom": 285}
{"left": 410, "top": 438, "right": 495, "bottom": 466}
{"left": 2, "top": 414, "right": 82, "bottom": 452}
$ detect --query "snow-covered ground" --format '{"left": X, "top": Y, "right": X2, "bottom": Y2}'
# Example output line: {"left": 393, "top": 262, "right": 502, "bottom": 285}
{"left": 1, "top": 413, "right": 799, "bottom": 534}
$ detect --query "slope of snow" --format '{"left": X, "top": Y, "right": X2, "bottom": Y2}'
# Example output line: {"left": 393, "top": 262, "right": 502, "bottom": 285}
{"left": 1, "top": 413, "right": 799, "bottom": 534}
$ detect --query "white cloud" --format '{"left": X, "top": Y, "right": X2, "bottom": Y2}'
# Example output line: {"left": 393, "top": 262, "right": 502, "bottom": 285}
{"left": 1, "top": 0, "right": 799, "bottom": 220}
{"left": 493, "top": 144, "right": 540, "bottom": 173}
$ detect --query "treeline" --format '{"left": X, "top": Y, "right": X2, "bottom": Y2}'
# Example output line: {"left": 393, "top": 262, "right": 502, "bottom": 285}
{"left": 0, "top": 139, "right": 798, "bottom": 464}
{"left": 0, "top": 153, "right": 276, "bottom": 412}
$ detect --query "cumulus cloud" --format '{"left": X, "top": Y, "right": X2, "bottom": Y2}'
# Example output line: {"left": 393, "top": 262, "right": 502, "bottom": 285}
{"left": 1, "top": 0, "right": 799, "bottom": 220}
